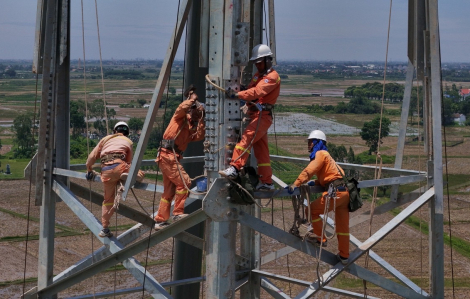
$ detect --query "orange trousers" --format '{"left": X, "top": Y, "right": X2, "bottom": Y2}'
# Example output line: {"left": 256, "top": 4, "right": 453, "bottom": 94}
{"left": 100, "top": 161, "right": 144, "bottom": 228}
{"left": 230, "top": 113, "right": 273, "bottom": 184}
{"left": 308, "top": 190, "right": 350, "bottom": 258}
{"left": 155, "top": 151, "right": 191, "bottom": 222}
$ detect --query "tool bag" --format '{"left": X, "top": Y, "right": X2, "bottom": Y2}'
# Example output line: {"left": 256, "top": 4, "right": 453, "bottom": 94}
{"left": 333, "top": 159, "right": 362, "bottom": 212}
{"left": 228, "top": 166, "right": 259, "bottom": 205}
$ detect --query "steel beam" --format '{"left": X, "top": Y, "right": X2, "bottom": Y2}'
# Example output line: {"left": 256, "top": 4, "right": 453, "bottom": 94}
{"left": 65, "top": 277, "right": 205, "bottom": 299}
{"left": 254, "top": 270, "right": 381, "bottom": 299}
{"left": 270, "top": 155, "right": 424, "bottom": 176}
{"left": 52, "top": 180, "right": 172, "bottom": 298}
{"left": 260, "top": 277, "right": 290, "bottom": 299}
{"left": 324, "top": 217, "right": 428, "bottom": 296}
{"left": 238, "top": 210, "right": 339, "bottom": 266}
{"left": 37, "top": 208, "right": 207, "bottom": 297}
{"left": 122, "top": 0, "right": 192, "bottom": 201}
{"left": 294, "top": 187, "right": 434, "bottom": 298}
{"left": 357, "top": 174, "right": 426, "bottom": 189}
{"left": 390, "top": 60, "right": 415, "bottom": 201}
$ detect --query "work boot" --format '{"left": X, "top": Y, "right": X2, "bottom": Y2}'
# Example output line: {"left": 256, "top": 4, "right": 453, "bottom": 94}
{"left": 120, "top": 173, "right": 143, "bottom": 183}
{"left": 218, "top": 166, "right": 239, "bottom": 179}
{"left": 337, "top": 253, "right": 349, "bottom": 265}
{"left": 98, "top": 228, "right": 113, "bottom": 238}
{"left": 154, "top": 222, "right": 170, "bottom": 231}
{"left": 172, "top": 214, "right": 188, "bottom": 222}
{"left": 256, "top": 182, "right": 274, "bottom": 191}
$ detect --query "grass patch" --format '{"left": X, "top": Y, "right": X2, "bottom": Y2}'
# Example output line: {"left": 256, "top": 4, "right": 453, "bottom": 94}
{"left": 0, "top": 158, "right": 30, "bottom": 180}
{"left": 356, "top": 151, "right": 395, "bottom": 164}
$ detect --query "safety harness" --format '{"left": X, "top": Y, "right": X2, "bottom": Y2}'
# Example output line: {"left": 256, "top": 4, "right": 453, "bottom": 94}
{"left": 100, "top": 153, "right": 126, "bottom": 164}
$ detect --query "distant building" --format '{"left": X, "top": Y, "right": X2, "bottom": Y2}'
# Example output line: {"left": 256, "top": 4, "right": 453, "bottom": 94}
{"left": 452, "top": 113, "right": 466, "bottom": 125}
{"left": 459, "top": 88, "right": 470, "bottom": 100}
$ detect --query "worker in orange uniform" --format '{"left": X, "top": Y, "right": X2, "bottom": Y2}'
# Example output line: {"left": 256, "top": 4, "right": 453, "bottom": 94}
{"left": 154, "top": 85, "right": 205, "bottom": 230}
{"left": 219, "top": 44, "right": 280, "bottom": 190}
{"left": 286, "top": 130, "right": 350, "bottom": 265}
{"left": 86, "top": 121, "right": 145, "bottom": 238}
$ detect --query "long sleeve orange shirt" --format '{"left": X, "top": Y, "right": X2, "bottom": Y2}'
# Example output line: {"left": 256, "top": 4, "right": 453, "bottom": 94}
{"left": 86, "top": 133, "right": 133, "bottom": 171}
{"left": 293, "top": 150, "right": 345, "bottom": 188}
{"left": 238, "top": 69, "right": 281, "bottom": 105}
{"left": 162, "top": 99, "right": 205, "bottom": 153}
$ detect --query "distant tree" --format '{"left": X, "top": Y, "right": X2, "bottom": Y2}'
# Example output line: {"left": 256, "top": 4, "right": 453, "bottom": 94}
{"left": 70, "top": 100, "right": 86, "bottom": 137}
{"left": 128, "top": 117, "right": 144, "bottom": 133}
{"left": 148, "top": 125, "right": 164, "bottom": 149}
{"left": 329, "top": 143, "right": 348, "bottom": 162}
{"left": 137, "top": 99, "right": 147, "bottom": 107}
{"left": 4, "top": 69, "right": 16, "bottom": 77}
{"left": 169, "top": 87, "right": 176, "bottom": 95}
{"left": 360, "top": 116, "right": 391, "bottom": 155}
{"left": 12, "top": 112, "right": 36, "bottom": 158}
{"left": 347, "top": 146, "right": 355, "bottom": 163}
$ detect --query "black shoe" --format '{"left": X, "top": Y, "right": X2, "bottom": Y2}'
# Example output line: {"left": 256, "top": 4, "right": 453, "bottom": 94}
{"left": 337, "top": 253, "right": 349, "bottom": 265}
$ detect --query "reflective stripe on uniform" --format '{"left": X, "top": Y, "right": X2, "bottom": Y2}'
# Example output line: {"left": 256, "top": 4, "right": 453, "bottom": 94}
{"left": 235, "top": 145, "right": 250, "bottom": 154}
{"left": 103, "top": 203, "right": 114, "bottom": 207}
{"left": 161, "top": 198, "right": 171, "bottom": 204}
{"left": 337, "top": 232, "right": 350, "bottom": 236}
{"left": 311, "top": 218, "right": 322, "bottom": 223}
{"left": 176, "top": 189, "right": 188, "bottom": 195}
{"left": 276, "top": 76, "right": 280, "bottom": 83}
{"left": 258, "top": 163, "right": 271, "bottom": 167}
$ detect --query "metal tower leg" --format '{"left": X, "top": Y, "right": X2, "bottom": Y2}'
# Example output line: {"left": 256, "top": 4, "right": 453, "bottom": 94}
{"left": 428, "top": 1, "right": 444, "bottom": 297}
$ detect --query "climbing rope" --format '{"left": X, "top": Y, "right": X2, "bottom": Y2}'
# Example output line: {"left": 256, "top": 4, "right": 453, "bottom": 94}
{"left": 79, "top": 0, "right": 99, "bottom": 296}
{"left": 440, "top": 58, "right": 456, "bottom": 298}
{"left": 94, "top": 0, "right": 109, "bottom": 135}
{"left": 142, "top": 1, "right": 182, "bottom": 295}
{"left": 22, "top": 73, "right": 40, "bottom": 296}
{"left": 363, "top": 1, "right": 393, "bottom": 296}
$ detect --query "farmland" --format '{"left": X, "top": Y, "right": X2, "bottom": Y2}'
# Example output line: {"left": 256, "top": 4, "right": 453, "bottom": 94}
{"left": 1, "top": 60, "right": 470, "bottom": 297}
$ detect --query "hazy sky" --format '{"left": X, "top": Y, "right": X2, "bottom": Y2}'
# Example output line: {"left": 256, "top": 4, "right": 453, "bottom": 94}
{"left": 1, "top": 0, "right": 469, "bottom": 62}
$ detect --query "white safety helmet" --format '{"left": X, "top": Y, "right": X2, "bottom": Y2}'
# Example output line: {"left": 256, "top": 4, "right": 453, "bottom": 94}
{"left": 114, "top": 121, "right": 130, "bottom": 136}
{"left": 307, "top": 130, "right": 326, "bottom": 142}
{"left": 250, "top": 44, "right": 273, "bottom": 62}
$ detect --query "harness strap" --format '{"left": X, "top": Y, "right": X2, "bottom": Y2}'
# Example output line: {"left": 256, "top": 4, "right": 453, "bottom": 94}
{"left": 160, "top": 139, "right": 183, "bottom": 155}
{"left": 101, "top": 153, "right": 126, "bottom": 164}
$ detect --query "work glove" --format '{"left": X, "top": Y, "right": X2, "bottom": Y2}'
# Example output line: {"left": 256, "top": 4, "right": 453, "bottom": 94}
{"left": 225, "top": 88, "right": 238, "bottom": 99}
{"left": 86, "top": 171, "right": 96, "bottom": 182}
{"left": 307, "top": 180, "right": 315, "bottom": 186}
{"left": 284, "top": 184, "right": 297, "bottom": 195}
{"left": 240, "top": 104, "right": 249, "bottom": 114}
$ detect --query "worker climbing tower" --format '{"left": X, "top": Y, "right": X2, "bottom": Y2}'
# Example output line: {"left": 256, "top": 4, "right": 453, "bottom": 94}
{"left": 24, "top": 0, "right": 445, "bottom": 298}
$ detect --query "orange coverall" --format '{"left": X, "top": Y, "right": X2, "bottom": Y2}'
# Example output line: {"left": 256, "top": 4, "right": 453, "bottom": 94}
{"left": 86, "top": 133, "right": 144, "bottom": 229}
{"left": 154, "top": 99, "right": 205, "bottom": 223}
{"left": 230, "top": 69, "right": 281, "bottom": 184}
{"left": 293, "top": 150, "right": 350, "bottom": 258}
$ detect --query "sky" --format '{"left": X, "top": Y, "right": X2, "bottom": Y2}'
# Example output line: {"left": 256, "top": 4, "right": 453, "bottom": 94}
{"left": 1, "top": 0, "right": 469, "bottom": 62}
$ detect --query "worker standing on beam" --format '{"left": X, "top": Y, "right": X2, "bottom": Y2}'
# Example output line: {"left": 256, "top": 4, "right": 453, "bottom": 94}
{"left": 153, "top": 85, "right": 205, "bottom": 231}
{"left": 86, "top": 121, "right": 145, "bottom": 238}
{"left": 286, "top": 130, "right": 350, "bottom": 265}
{"left": 219, "top": 44, "right": 280, "bottom": 191}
